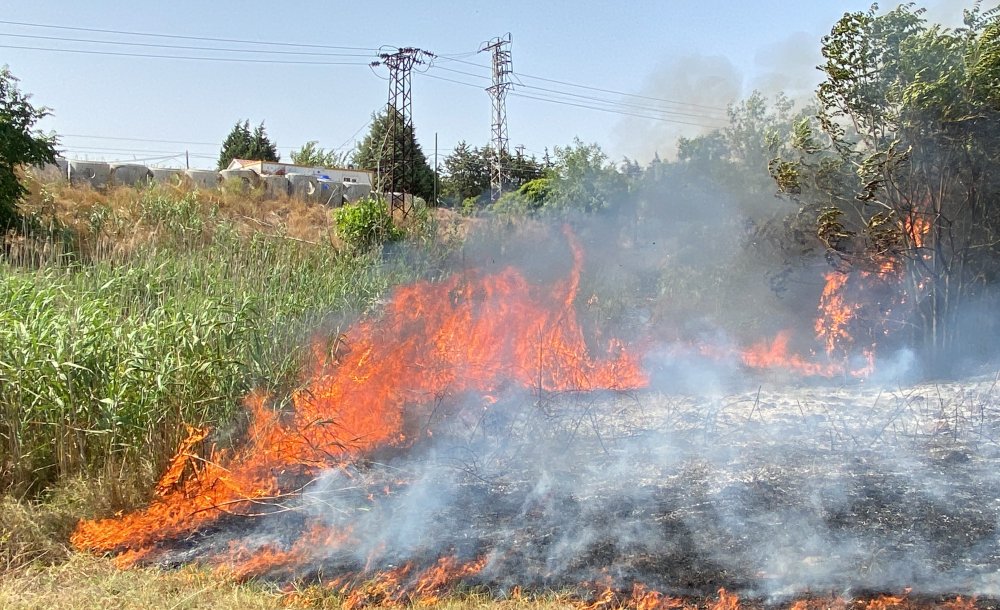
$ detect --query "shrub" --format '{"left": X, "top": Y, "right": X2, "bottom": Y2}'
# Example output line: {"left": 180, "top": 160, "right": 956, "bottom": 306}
{"left": 334, "top": 196, "right": 402, "bottom": 251}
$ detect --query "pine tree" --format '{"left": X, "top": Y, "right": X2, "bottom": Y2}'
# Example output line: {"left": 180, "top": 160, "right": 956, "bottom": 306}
{"left": 353, "top": 109, "right": 434, "bottom": 202}
{"left": 217, "top": 119, "right": 279, "bottom": 169}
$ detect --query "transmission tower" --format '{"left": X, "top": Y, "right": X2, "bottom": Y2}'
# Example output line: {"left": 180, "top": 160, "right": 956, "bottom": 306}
{"left": 479, "top": 33, "right": 513, "bottom": 203}
{"left": 371, "top": 47, "right": 432, "bottom": 216}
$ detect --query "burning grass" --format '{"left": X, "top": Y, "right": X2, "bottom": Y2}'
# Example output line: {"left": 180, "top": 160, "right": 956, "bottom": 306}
{"left": 62, "top": 222, "right": 1000, "bottom": 602}
{"left": 7, "top": 179, "right": 1000, "bottom": 605}
{"left": 3, "top": 557, "right": 991, "bottom": 610}
{"left": 0, "top": 177, "right": 449, "bottom": 503}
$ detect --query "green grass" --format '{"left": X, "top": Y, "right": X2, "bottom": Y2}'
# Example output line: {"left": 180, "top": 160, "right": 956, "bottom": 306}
{"left": 0, "top": 183, "right": 438, "bottom": 504}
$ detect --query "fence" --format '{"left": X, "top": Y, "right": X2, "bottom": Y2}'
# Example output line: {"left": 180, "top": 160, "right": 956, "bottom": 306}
{"left": 32, "top": 158, "right": 372, "bottom": 206}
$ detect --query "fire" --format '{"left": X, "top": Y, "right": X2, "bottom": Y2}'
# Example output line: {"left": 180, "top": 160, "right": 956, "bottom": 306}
{"left": 905, "top": 215, "right": 931, "bottom": 250}
{"left": 740, "top": 330, "right": 843, "bottom": 377}
{"left": 810, "top": 211, "right": 934, "bottom": 368}
{"left": 68, "top": 225, "right": 963, "bottom": 604}
{"left": 815, "top": 271, "right": 854, "bottom": 356}
{"left": 72, "top": 227, "right": 646, "bottom": 564}
{"left": 582, "top": 583, "right": 688, "bottom": 610}
{"left": 328, "top": 556, "right": 487, "bottom": 609}
{"left": 864, "top": 593, "right": 907, "bottom": 610}
{"left": 710, "top": 588, "right": 740, "bottom": 610}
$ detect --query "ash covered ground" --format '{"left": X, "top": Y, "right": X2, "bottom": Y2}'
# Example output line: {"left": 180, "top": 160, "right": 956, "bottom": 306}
{"left": 156, "top": 372, "right": 1000, "bottom": 599}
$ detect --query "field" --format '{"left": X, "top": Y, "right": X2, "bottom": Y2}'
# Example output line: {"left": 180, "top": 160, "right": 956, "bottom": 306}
{"left": 0, "top": 177, "right": 459, "bottom": 591}
{"left": 4, "top": 176, "right": 1000, "bottom": 610}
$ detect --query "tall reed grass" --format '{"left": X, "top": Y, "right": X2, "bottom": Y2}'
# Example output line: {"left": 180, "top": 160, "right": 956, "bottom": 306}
{"left": 1, "top": 181, "right": 434, "bottom": 501}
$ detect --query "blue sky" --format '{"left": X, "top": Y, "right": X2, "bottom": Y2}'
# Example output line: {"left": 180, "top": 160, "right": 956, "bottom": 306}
{"left": 0, "top": 1, "right": 971, "bottom": 169}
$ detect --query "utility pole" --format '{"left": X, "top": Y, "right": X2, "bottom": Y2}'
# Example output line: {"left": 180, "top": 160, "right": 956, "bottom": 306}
{"left": 371, "top": 47, "right": 433, "bottom": 217}
{"left": 479, "top": 33, "right": 513, "bottom": 203}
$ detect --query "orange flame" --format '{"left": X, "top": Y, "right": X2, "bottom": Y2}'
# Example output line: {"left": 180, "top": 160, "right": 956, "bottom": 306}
{"left": 710, "top": 588, "right": 740, "bottom": 610}
{"left": 72, "top": 227, "right": 647, "bottom": 563}
{"left": 741, "top": 330, "right": 843, "bottom": 377}
{"left": 815, "top": 271, "right": 855, "bottom": 356}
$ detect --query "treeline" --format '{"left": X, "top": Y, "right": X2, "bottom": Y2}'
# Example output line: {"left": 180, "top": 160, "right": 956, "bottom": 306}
{"left": 426, "top": 3, "right": 1000, "bottom": 370}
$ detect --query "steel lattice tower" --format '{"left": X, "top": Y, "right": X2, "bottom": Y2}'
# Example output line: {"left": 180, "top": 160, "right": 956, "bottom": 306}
{"left": 371, "top": 47, "right": 431, "bottom": 216}
{"left": 480, "top": 34, "right": 513, "bottom": 203}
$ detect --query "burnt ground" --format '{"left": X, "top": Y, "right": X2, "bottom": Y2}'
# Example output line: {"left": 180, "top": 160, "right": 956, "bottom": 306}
{"left": 151, "top": 374, "right": 1000, "bottom": 600}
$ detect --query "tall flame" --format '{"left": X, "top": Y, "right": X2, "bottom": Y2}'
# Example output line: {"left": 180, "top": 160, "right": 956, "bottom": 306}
{"left": 72, "top": 227, "right": 646, "bottom": 560}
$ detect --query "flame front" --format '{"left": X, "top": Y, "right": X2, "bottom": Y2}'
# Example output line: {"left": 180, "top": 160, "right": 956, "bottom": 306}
{"left": 72, "top": 228, "right": 646, "bottom": 563}
{"left": 68, "top": 225, "right": 964, "bottom": 605}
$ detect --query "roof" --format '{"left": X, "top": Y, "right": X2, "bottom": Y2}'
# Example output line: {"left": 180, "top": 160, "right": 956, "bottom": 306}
{"left": 228, "top": 159, "right": 373, "bottom": 178}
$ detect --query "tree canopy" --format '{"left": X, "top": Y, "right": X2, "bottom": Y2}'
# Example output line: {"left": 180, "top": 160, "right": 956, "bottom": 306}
{"left": 290, "top": 141, "right": 350, "bottom": 168}
{"left": 353, "top": 108, "right": 435, "bottom": 202}
{"left": 0, "top": 65, "right": 58, "bottom": 231}
{"left": 768, "top": 2, "right": 1000, "bottom": 366}
{"left": 217, "top": 120, "right": 280, "bottom": 170}
{"left": 439, "top": 142, "right": 543, "bottom": 208}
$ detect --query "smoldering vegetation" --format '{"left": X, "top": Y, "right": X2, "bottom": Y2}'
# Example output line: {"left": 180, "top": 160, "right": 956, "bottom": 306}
{"left": 51, "top": 5, "right": 1000, "bottom": 602}
{"left": 151, "top": 373, "right": 1000, "bottom": 598}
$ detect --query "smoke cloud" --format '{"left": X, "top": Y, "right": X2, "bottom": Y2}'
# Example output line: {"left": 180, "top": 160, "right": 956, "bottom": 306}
{"left": 613, "top": 54, "right": 740, "bottom": 163}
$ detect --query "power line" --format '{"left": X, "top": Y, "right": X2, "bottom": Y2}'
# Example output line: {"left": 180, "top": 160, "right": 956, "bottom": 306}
{"left": 517, "top": 82, "right": 728, "bottom": 123}
{"left": 0, "top": 19, "right": 379, "bottom": 51}
{"left": 0, "top": 43, "right": 372, "bottom": 66}
{"left": 64, "top": 152, "right": 186, "bottom": 164}
{"left": 9, "top": 18, "right": 731, "bottom": 115}
{"left": 510, "top": 91, "right": 723, "bottom": 128}
{"left": 418, "top": 72, "right": 725, "bottom": 128}
{"left": 334, "top": 120, "right": 372, "bottom": 151}
{"left": 0, "top": 32, "right": 374, "bottom": 58}
{"left": 61, "top": 145, "right": 190, "bottom": 154}
{"left": 434, "top": 65, "right": 727, "bottom": 123}
{"left": 435, "top": 55, "right": 730, "bottom": 113}
{"left": 60, "top": 134, "right": 219, "bottom": 146}
{"left": 516, "top": 71, "right": 731, "bottom": 113}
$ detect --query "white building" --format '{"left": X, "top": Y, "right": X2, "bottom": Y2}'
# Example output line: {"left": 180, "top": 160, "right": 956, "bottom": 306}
{"left": 227, "top": 159, "right": 373, "bottom": 186}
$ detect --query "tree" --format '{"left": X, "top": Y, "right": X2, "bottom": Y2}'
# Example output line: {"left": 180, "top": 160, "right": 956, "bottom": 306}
{"left": 507, "top": 148, "right": 545, "bottom": 187}
{"left": 442, "top": 143, "right": 544, "bottom": 208}
{"left": 290, "top": 141, "right": 350, "bottom": 168}
{"left": 353, "top": 108, "right": 434, "bottom": 202}
{"left": 546, "top": 139, "right": 628, "bottom": 213}
{"left": 217, "top": 119, "right": 280, "bottom": 170}
{"left": 491, "top": 140, "right": 626, "bottom": 215}
{"left": 0, "top": 65, "right": 58, "bottom": 231}
{"left": 440, "top": 141, "right": 489, "bottom": 206}
{"left": 769, "top": 3, "right": 1000, "bottom": 367}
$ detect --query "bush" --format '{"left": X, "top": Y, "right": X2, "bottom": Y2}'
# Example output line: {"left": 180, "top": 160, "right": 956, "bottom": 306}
{"left": 0, "top": 65, "right": 58, "bottom": 231}
{"left": 334, "top": 196, "right": 402, "bottom": 251}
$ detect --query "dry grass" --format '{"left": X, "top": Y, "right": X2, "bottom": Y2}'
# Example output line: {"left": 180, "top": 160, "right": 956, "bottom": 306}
{"left": 0, "top": 497, "right": 74, "bottom": 571}
{"left": 16, "top": 173, "right": 340, "bottom": 252}
{"left": 0, "top": 553, "right": 580, "bottom": 610}
{"left": 0, "top": 554, "right": 287, "bottom": 609}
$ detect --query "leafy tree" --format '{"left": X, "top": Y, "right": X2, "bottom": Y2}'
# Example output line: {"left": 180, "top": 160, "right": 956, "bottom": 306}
{"left": 546, "top": 139, "right": 628, "bottom": 213}
{"left": 442, "top": 143, "right": 544, "bottom": 208}
{"left": 770, "top": 2, "right": 1000, "bottom": 366}
{"left": 0, "top": 65, "right": 58, "bottom": 230}
{"left": 290, "top": 141, "right": 350, "bottom": 168}
{"left": 441, "top": 141, "right": 489, "bottom": 206}
{"left": 353, "top": 108, "right": 434, "bottom": 202}
{"left": 493, "top": 177, "right": 553, "bottom": 215}
{"left": 490, "top": 140, "right": 625, "bottom": 215}
{"left": 217, "top": 119, "right": 280, "bottom": 170}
